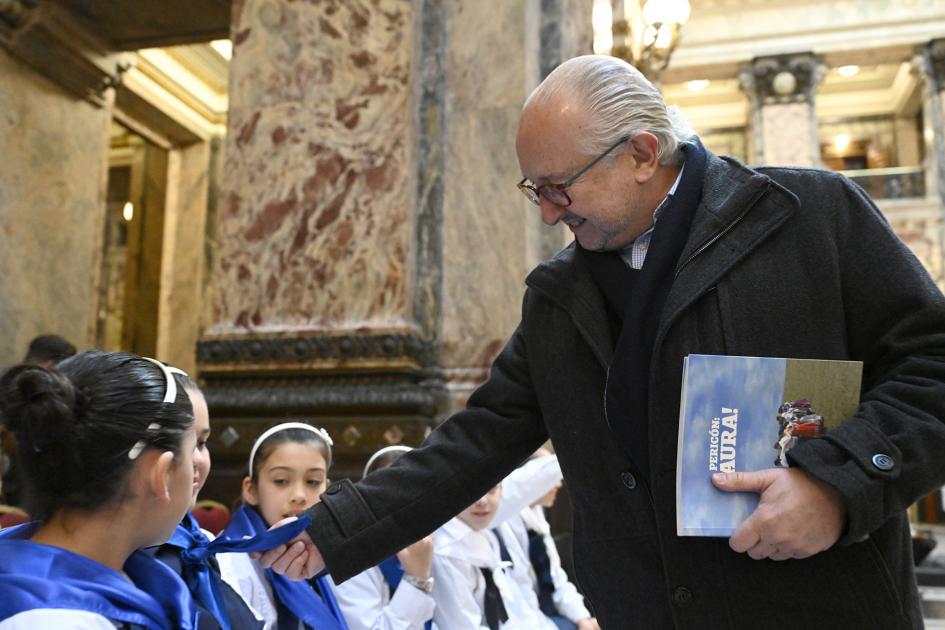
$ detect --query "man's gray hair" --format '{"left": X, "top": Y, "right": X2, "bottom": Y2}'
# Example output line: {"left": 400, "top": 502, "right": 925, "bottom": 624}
{"left": 525, "top": 55, "right": 694, "bottom": 165}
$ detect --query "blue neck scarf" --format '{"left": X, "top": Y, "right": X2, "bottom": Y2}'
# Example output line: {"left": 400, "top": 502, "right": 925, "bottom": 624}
{"left": 221, "top": 505, "right": 348, "bottom": 630}
{"left": 378, "top": 556, "right": 433, "bottom": 630}
{"left": 162, "top": 511, "right": 310, "bottom": 630}
{"left": 0, "top": 522, "right": 198, "bottom": 630}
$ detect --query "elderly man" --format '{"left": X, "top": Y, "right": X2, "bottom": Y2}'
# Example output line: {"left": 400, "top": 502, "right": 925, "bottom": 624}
{"left": 262, "top": 55, "right": 945, "bottom": 629}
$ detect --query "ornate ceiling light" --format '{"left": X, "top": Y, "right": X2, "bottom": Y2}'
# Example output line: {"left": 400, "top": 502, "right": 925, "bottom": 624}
{"left": 592, "top": 0, "right": 691, "bottom": 84}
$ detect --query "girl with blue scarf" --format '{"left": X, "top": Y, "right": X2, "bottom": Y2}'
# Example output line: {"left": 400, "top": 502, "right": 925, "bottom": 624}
{"left": 216, "top": 423, "right": 349, "bottom": 630}
{"left": 0, "top": 351, "right": 201, "bottom": 629}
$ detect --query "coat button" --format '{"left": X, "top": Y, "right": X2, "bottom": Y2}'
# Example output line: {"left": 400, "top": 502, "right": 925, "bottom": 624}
{"left": 620, "top": 472, "right": 637, "bottom": 489}
{"left": 872, "top": 453, "right": 895, "bottom": 471}
{"left": 673, "top": 586, "right": 693, "bottom": 606}
{"left": 325, "top": 483, "right": 342, "bottom": 495}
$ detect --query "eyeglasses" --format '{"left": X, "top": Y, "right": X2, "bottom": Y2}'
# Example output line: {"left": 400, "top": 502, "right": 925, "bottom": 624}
{"left": 517, "top": 134, "right": 632, "bottom": 207}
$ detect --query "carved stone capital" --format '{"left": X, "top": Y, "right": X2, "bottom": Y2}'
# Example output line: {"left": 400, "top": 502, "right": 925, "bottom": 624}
{"left": 740, "top": 52, "right": 824, "bottom": 105}
{"left": 917, "top": 38, "right": 945, "bottom": 94}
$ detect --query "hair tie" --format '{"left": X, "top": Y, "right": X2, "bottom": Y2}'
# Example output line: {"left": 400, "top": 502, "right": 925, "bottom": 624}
{"left": 248, "top": 422, "right": 334, "bottom": 476}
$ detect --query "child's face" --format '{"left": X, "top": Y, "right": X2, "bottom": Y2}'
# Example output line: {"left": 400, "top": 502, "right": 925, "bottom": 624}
{"left": 242, "top": 441, "right": 328, "bottom": 526}
{"left": 458, "top": 485, "right": 502, "bottom": 531}
{"left": 188, "top": 390, "right": 212, "bottom": 507}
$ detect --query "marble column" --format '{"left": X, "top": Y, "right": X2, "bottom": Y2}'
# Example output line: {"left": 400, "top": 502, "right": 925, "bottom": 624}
{"left": 909, "top": 38, "right": 945, "bottom": 289}
{"left": 739, "top": 52, "right": 825, "bottom": 167}
{"left": 198, "top": 0, "right": 591, "bottom": 490}
{"left": 917, "top": 39, "right": 945, "bottom": 211}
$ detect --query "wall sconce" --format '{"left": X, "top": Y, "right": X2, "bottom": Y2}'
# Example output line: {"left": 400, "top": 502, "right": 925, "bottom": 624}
{"left": 593, "top": 0, "right": 691, "bottom": 83}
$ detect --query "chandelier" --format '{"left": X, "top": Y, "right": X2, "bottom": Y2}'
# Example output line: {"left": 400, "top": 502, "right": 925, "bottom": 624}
{"left": 592, "top": 0, "right": 691, "bottom": 83}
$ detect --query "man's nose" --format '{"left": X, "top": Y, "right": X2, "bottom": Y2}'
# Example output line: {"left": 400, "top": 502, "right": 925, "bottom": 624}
{"left": 539, "top": 196, "right": 566, "bottom": 226}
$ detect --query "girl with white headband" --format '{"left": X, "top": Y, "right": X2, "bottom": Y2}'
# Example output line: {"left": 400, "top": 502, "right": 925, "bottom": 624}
{"left": 217, "top": 422, "right": 349, "bottom": 630}
{"left": 331, "top": 445, "right": 437, "bottom": 630}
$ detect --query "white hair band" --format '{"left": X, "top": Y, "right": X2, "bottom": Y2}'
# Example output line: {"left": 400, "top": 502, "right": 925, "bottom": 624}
{"left": 248, "top": 422, "right": 334, "bottom": 477}
{"left": 362, "top": 445, "right": 412, "bottom": 478}
{"left": 129, "top": 358, "right": 189, "bottom": 460}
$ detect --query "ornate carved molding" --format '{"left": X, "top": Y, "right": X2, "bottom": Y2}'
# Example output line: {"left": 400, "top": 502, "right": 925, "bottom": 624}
{"left": 0, "top": 0, "right": 36, "bottom": 31}
{"left": 740, "top": 52, "right": 824, "bottom": 105}
{"left": 198, "top": 332, "right": 434, "bottom": 372}
{"left": 0, "top": 0, "right": 129, "bottom": 107}
{"left": 201, "top": 373, "right": 444, "bottom": 417}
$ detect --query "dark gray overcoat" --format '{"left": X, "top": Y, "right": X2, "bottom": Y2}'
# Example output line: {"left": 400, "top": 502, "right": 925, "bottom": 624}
{"left": 306, "top": 151, "right": 945, "bottom": 629}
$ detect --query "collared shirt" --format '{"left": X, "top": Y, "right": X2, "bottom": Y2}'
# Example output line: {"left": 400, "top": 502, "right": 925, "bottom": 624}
{"left": 618, "top": 163, "right": 685, "bottom": 270}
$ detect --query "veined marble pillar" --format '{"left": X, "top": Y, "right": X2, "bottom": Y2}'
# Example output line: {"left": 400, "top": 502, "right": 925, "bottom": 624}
{"left": 198, "top": 0, "right": 590, "bottom": 489}
{"left": 909, "top": 39, "right": 945, "bottom": 289}
{"left": 918, "top": 39, "right": 945, "bottom": 211}
{"left": 739, "top": 53, "right": 824, "bottom": 167}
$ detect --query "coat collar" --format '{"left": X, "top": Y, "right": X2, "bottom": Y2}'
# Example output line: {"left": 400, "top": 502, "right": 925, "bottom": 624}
{"left": 525, "top": 151, "right": 799, "bottom": 369}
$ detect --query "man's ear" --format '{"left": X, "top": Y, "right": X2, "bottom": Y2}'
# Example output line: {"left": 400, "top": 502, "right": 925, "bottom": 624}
{"left": 628, "top": 132, "right": 660, "bottom": 183}
{"left": 242, "top": 475, "right": 259, "bottom": 506}
{"left": 148, "top": 451, "right": 176, "bottom": 504}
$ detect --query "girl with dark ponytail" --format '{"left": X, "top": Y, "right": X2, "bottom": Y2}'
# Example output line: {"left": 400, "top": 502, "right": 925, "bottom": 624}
{"left": 0, "top": 351, "right": 201, "bottom": 629}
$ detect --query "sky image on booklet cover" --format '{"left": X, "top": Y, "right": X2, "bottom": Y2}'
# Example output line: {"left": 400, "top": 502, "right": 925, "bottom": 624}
{"left": 676, "top": 354, "right": 862, "bottom": 537}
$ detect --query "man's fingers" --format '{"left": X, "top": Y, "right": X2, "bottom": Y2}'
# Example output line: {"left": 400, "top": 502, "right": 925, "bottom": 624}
{"left": 270, "top": 541, "right": 307, "bottom": 574}
{"left": 284, "top": 546, "right": 311, "bottom": 580}
{"left": 728, "top": 514, "right": 761, "bottom": 554}
{"left": 254, "top": 544, "right": 287, "bottom": 568}
{"left": 712, "top": 470, "right": 772, "bottom": 494}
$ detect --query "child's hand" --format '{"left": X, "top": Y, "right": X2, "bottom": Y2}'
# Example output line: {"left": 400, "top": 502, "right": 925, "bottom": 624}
{"left": 577, "top": 618, "right": 601, "bottom": 630}
{"left": 396, "top": 533, "right": 435, "bottom": 579}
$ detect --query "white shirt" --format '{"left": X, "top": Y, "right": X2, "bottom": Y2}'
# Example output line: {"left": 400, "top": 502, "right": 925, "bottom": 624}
{"left": 432, "top": 518, "right": 556, "bottom": 630}
{"left": 0, "top": 609, "right": 117, "bottom": 629}
{"left": 333, "top": 564, "right": 436, "bottom": 630}
{"left": 217, "top": 550, "right": 340, "bottom": 630}
{"left": 504, "top": 505, "right": 591, "bottom": 623}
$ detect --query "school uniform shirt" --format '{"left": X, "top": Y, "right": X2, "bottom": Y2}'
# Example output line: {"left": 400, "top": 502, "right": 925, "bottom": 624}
{"left": 491, "top": 455, "right": 561, "bottom": 527}
{"left": 332, "top": 564, "right": 436, "bottom": 630}
{"left": 431, "top": 517, "right": 556, "bottom": 630}
{"left": 504, "top": 506, "right": 590, "bottom": 624}
{"left": 0, "top": 608, "right": 120, "bottom": 629}
{"left": 217, "top": 546, "right": 345, "bottom": 630}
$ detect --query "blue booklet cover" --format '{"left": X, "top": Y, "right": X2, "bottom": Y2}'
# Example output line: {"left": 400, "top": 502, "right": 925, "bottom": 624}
{"left": 676, "top": 354, "right": 862, "bottom": 537}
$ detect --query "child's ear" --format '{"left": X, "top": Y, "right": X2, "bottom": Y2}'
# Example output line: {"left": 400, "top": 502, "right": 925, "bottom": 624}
{"left": 242, "top": 475, "right": 259, "bottom": 506}
{"left": 148, "top": 451, "right": 176, "bottom": 504}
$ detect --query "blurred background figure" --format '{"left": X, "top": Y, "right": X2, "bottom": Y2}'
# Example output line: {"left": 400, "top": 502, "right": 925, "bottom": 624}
{"left": 22, "top": 335, "right": 77, "bottom": 368}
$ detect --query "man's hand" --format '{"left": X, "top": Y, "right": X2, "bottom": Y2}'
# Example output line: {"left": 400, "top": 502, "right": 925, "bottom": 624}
{"left": 712, "top": 467, "right": 846, "bottom": 561}
{"left": 396, "top": 533, "right": 435, "bottom": 579}
{"left": 252, "top": 517, "right": 325, "bottom": 580}
{"left": 577, "top": 617, "right": 601, "bottom": 630}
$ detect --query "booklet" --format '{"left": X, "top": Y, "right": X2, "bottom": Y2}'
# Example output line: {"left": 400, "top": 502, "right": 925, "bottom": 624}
{"left": 675, "top": 354, "right": 863, "bottom": 537}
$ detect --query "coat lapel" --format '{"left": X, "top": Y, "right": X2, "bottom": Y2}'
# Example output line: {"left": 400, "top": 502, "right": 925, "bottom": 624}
{"left": 658, "top": 155, "right": 797, "bottom": 343}
{"left": 526, "top": 246, "right": 614, "bottom": 369}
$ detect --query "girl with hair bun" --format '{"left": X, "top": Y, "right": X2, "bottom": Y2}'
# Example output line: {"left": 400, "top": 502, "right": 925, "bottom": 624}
{"left": 217, "top": 422, "right": 349, "bottom": 630}
{"left": 0, "top": 350, "right": 200, "bottom": 629}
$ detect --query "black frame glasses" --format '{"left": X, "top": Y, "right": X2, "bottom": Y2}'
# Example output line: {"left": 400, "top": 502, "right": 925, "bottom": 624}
{"left": 517, "top": 134, "right": 632, "bottom": 207}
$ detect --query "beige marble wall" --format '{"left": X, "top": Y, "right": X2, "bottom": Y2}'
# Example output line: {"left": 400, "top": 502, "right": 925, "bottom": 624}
{"left": 439, "top": 0, "right": 535, "bottom": 376}
{"left": 156, "top": 141, "right": 212, "bottom": 375}
{"left": 0, "top": 48, "right": 110, "bottom": 365}
{"left": 760, "top": 103, "right": 817, "bottom": 167}
{"left": 439, "top": 0, "right": 592, "bottom": 409}
{"left": 209, "top": 0, "right": 416, "bottom": 337}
